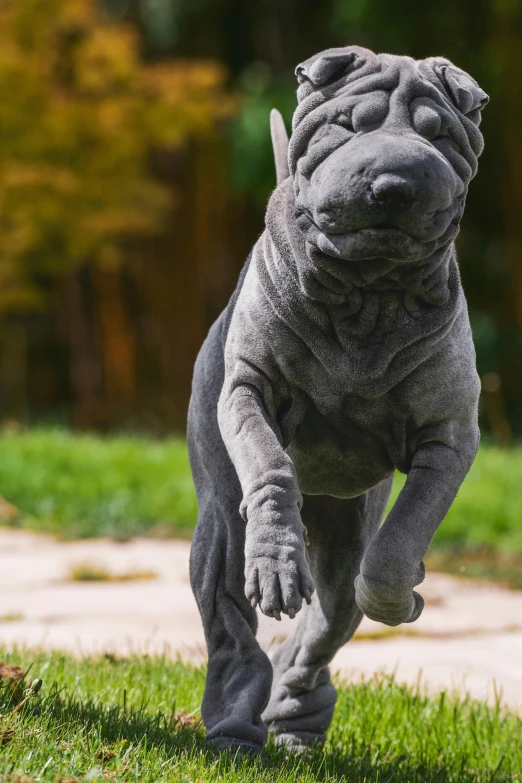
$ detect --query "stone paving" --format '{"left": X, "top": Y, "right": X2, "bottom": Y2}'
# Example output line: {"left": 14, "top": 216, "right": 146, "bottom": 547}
{"left": 0, "top": 529, "right": 521, "bottom": 709}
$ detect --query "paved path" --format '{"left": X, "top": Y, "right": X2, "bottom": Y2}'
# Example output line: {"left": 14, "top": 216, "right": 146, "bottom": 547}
{"left": 0, "top": 529, "right": 521, "bottom": 709}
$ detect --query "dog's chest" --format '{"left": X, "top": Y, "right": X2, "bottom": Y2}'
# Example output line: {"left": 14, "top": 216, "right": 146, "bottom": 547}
{"left": 263, "top": 309, "right": 447, "bottom": 497}
{"left": 278, "top": 383, "right": 412, "bottom": 498}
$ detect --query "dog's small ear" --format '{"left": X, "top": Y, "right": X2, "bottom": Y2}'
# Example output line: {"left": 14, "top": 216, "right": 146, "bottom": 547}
{"left": 296, "top": 49, "right": 358, "bottom": 88}
{"left": 442, "top": 65, "right": 489, "bottom": 114}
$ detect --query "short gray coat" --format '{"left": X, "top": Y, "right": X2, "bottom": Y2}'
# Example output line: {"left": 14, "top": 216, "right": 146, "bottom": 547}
{"left": 188, "top": 45, "right": 488, "bottom": 753}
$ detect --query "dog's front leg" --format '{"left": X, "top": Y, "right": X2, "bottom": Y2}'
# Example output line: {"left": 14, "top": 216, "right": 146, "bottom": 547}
{"left": 355, "top": 431, "right": 479, "bottom": 626}
{"left": 218, "top": 379, "right": 314, "bottom": 620}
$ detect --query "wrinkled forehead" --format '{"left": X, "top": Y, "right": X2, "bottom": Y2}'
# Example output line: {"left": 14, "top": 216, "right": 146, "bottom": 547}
{"left": 292, "top": 46, "right": 487, "bottom": 129}
{"left": 288, "top": 46, "right": 488, "bottom": 180}
{"left": 297, "top": 52, "right": 418, "bottom": 103}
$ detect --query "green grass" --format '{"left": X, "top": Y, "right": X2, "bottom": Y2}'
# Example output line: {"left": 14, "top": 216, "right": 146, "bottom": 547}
{"left": 1, "top": 429, "right": 522, "bottom": 562}
{"left": 0, "top": 429, "right": 196, "bottom": 540}
{"left": 0, "top": 648, "right": 518, "bottom": 782}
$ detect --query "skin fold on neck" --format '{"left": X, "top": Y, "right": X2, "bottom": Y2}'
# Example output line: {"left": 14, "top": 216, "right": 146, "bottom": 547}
{"left": 263, "top": 177, "right": 459, "bottom": 342}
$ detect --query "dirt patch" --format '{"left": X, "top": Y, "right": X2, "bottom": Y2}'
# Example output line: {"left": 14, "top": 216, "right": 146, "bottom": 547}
{"left": 0, "top": 662, "right": 25, "bottom": 701}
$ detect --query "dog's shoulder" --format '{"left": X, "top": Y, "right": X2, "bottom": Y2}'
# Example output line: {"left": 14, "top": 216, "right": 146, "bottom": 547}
{"left": 220, "top": 251, "right": 253, "bottom": 350}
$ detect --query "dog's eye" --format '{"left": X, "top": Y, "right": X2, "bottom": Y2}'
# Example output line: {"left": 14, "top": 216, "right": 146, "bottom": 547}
{"left": 333, "top": 112, "right": 354, "bottom": 132}
{"left": 300, "top": 125, "right": 354, "bottom": 177}
{"left": 431, "top": 120, "right": 452, "bottom": 143}
{"left": 433, "top": 128, "right": 457, "bottom": 145}
{"left": 308, "top": 125, "right": 331, "bottom": 145}
{"left": 433, "top": 132, "right": 460, "bottom": 154}
{"left": 309, "top": 123, "right": 352, "bottom": 148}
{"left": 434, "top": 129, "right": 449, "bottom": 141}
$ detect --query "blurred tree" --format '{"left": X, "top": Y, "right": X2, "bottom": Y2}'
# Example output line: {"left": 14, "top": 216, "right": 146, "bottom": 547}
{"left": 0, "top": 0, "right": 231, "bottom": 310}
{"left": 0, "top": 0, "right": 233, "bottom": 425}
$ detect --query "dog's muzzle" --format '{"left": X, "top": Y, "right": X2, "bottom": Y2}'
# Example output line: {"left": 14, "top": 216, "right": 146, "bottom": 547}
{"left": 295, "top": 131, "right": 464, "bottom": 261}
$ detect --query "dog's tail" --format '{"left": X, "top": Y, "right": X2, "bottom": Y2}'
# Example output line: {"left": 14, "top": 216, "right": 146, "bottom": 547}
{"left": 270, "top": 108, "right": 290, "bottom": 185}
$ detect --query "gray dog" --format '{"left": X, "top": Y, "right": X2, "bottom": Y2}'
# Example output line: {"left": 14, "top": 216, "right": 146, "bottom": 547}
{"left": 188, "top": 45, "right": 488, "bottom": 754}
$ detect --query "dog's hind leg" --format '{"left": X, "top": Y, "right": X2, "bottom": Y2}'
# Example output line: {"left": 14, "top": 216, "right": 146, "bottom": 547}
{"left": 262, "top": 479, "right": 392, "bottom": 751}
{"left": 188, "top": 326, "right": 273, "bottom": 754}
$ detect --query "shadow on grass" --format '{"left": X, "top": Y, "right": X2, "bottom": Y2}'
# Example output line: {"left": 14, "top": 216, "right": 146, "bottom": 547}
{"left": 24, "top": 686, "right": 479, "bottom": 783}
{"left": 264, "top": 743, "right": 467, "bottom": 783}
{"left": 35, "top": 683, "right": 205, "bottom": 752}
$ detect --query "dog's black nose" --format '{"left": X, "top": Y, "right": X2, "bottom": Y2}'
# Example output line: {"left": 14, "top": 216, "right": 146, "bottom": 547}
{"left": 370, "top": 173, "right": 417, "bottom": 208}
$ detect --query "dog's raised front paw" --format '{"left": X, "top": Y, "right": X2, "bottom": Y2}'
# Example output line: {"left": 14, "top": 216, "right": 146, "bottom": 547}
{"left": 354, "top": 572, "right": 424, "bottom": 627}
{"left": 245, "top": 541, "right": 314, "bottom": 620}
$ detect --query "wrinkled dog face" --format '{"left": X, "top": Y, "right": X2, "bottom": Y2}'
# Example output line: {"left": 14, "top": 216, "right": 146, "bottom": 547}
{"left": 290, "top": 47, "right": 488, "bottom": 264}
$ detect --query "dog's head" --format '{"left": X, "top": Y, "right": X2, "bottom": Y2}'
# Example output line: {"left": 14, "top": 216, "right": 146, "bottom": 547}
{"left": 287, "top": 46, "right": 488, "bottom": 265}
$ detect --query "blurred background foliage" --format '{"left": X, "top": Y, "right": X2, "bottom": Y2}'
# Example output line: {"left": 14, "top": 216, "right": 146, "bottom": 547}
{"left": 0, "top": 0, "right": 521, "bottom": 437}
{"left": 0, "top": 0, "right": 231, "bottom": 306}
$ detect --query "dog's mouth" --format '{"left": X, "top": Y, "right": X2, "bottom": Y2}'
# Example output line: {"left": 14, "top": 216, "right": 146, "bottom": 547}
{"left": 296, "top": 209, "right": 416, "bottom": 238}
{"left": 294, "top": 209, "right": 457, "bottom": 263}
{"left": 367, "top": 222, "right": 406, "bottom": 232}
{"left": 295, "top": 210, "right": 426, "bottom": 262}
{"left": 343, "top": 224, "right": 415, "bottom": 240}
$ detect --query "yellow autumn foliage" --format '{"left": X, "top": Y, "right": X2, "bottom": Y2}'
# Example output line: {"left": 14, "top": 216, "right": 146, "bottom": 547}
{"left": 0, "top": 0, "right": 234, "bottom": 311}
